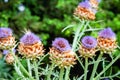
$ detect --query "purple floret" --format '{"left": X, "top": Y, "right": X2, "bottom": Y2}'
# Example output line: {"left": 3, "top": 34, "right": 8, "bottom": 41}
{"left": 79, "top": 0, "right": 91, "bottom": 9}
{"left": 0, "top": 28, "right": 12, "bottom": 38}
{"left": 3, "top": 49, "right": 16, "bottom": 55}
{"left": 52, "top": 37, "right": 71, "bottom": 51}
{"left": 3, "top": 50, "right": 9, "bottom": 55}
{"left": 98, "top": 28, "right": 116, "bottom": 39}
{"left": 20, "top": 32, "right": 40, "bottom": 45}
{"left": 81, "top": 36, "right": 97, "bottom": 49}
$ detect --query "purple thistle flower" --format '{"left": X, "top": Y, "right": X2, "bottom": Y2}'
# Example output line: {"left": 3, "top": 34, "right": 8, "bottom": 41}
{"left": 3, "top": 50, "right": 9, "bottom": 55}
{"left": 81, "top": 36, "right": 97, "bottom": 49}
{"left": 79, "top": 1, "right": 91, "bottom": 9}
{"left": 3, "top": 49, "right": 16, "bottom": 55}
{"left": 20, "top": 32, "right": 41, "bottom": 45}
{"left": 0, "top": 28, "right": 12, "bottom": 38}
{"left": 98, "top": 28, "right": 116, "bottom": 39}
{"left": 52, "top": 37, "right": 71, "bottom": 51}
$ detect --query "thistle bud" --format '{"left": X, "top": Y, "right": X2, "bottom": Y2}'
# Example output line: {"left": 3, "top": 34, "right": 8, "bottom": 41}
{"left": 79, "top": 36, "right": 97, "bottom": 58}
{"left": 97, "top": 28, "right": 117, "bottom": 53}
{"left": 74, "top": 1, "right": 96, "bottom": 20}
{"left": 18, "top": 32, "right": 44, "bottom": 59}
{"left": 49, "top": 37, "right": 76, "bottom": 68}
{"left": 4, "top": 50, "right": 15, "bottom": 64}
{"left": 0, "top": 28, "right": 15, "bottom": 50}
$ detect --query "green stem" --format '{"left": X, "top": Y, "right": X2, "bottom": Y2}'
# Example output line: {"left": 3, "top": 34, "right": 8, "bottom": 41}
{"left": 10, "top": 50, "right": 35, "bottom": 80}
{"left": 75, "top": 54, "right": 84, "bottom": 69}
{"left": 72, "top": 20, "right": 85, "bottom": 51}
{"left": 84, "top": 58, "right": 88, "bottom": 80}
{"left": 47, "top": 63, "right": 55, "bottom": 80}
{"left": 27, "top": 59, "right": 32, "bottom": 76}
{"left": 14, "top": 63, "right": 24, "bottom": 77}
{"left": 72, "top": 20, "right": 85, "bottom": 69}
{"left": 33, "top": 60, "right": 39, "bottom": 80}
{"left": 94, "top": 54, "right": 120, "bottom": 79}
{"left": 59, "top": 67, "right": 65, "bottom": 80}
{"left": 65, "top": 67, "right": 71, "bottom": 80}
{"left": 38, "top": 54, "right": 49, "bottom": 65}
{"left": 90, "top": 53, "right": 103, "bottom": 80}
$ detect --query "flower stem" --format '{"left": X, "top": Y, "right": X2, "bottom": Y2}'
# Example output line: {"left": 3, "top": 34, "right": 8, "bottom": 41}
{"left": 59, "top": 67, "right": 64, "bottom": 80}
{"left": 72, "top": 20, "right": 85, "bottom": 51}
{"left": 47, "top": 63, "right": 55, "bottom": 80}
{"left": 90, "top": 53, "right": 103, "bottom": 80}
{"left": 94, "top": 54, "right": 120, "bottom": 79}
{"left": 75, "top": 54, "right": 84, "bottom": 69}
{"left": 33, "top": 60, "right": 39, "bottom": 80}
{"left": 72, "top": 20, "right": 85, "bottom": 69}
{"left": 11, "top": 51, "right": 35, "bottom": 80}
{"left": 84, "top": 57, "right": 88, "bottom": 80}
{"left": 27, "top": 59, "right": 32, "bottom": 76}
{"left": 65, "top": 67, "right": 70, "bottom": 80}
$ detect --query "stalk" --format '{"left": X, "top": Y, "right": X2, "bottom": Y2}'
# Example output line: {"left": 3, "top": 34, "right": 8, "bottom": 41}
{"left": 33, "top": 60, "right": 39, "bottom": 80}
{"left": 94, "top": 54, "right": 120, "bottom": 79}
{"left": 72, "top": 20, "right": 85, "bottom": 51}
{"left": 59, "top": 67, "right": 65, "bottom": 80}
{"left": 27, "top": 59, "right": 32, "bottom": 76}
{"left": 84, "top": 58, "right": 88, "bottom": 80}
{"left": 90, "top": 53, "right": 103, "bottom": 80}
{"left": 72, "top": 20, "right": 85, "bottom": 69}
{"left": 47, "top": 63, "right": 55, "bottom": 80}
{"left": 11, "top": 50, "right": 35, "bottom": 80}
{"left": 65, "top": 67, "right": 71, "bottom": 80}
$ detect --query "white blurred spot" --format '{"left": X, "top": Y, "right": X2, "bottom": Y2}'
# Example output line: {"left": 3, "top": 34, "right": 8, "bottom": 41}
{"left": 4, "top": 0, "right": 8, "bottom": 3}
{"left": 18, "top": 4, "right": 25, "bottom": 12}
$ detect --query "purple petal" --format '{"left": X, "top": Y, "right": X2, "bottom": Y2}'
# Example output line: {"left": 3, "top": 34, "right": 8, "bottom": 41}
{"left": 20, "top": 32, "right": 41, "bottom": 45}
{"left": 79, "top": 1, "right": 91, "bottom": 9}
{"left": 52, "top": 37, "right": 71, "bottom": 51}
{"left": 98, "top": 27, "right": 116, "bottom": 39}
{"left": 3, "top": 49, "right": 16, "bottom": 55}
{"left": 81, "top": 36, "right": 97, "bottom": 49}
{"left": 0, "top": 27, "right": 12, "bottom": 38}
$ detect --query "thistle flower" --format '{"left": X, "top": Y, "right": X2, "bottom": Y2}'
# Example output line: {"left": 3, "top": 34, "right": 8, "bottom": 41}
{"left": 49, "top": 37, "right": 76, "bottom": 68}
{"left": 97, "top": 28, "right": 117, "bottom": 53}
{"left": 79, "top": 36, "right": 97, "bottom": 58}
{"left": 0, "top": 28, "right": 15, "bottom": 50}
{"left": 5, "top": 53, "right": 15, "bottom": 64}
{"left": 4, "top": 50, "right": 15, "bottom": 64}
{"left": 74, "top": 0, "right": 96, "bottom": 20}
{"left": 18, "top": 32, "right": 44, "bottom": 59}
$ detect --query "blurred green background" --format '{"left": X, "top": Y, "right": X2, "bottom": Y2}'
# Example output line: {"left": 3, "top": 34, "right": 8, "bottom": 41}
{"left": 0, "top": 0, "right": 120, "bottom": 79}
{"left": 0, "top": 0, "right": 120, "bottom": 46}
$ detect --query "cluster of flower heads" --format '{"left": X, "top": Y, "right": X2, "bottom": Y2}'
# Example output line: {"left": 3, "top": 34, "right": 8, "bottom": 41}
{"left": 0, "top": 28, "right": 44, "bottom": 64}
{"left": 74, "top": 0, "right": 100, "bottom": 20}
{"left": 79, "top": 27, "right": 117, "bottom": 58}
{"left": 0, "top": 27, "right": 117, "bottom": 67}
{"left": 49, "top": 37, "right": 76, "bottom": 68}
{"left": 0, "top": 27, "right": 76, "bottom": 68}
